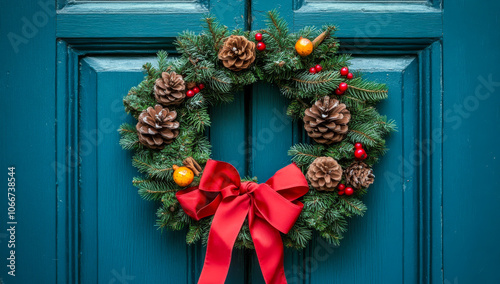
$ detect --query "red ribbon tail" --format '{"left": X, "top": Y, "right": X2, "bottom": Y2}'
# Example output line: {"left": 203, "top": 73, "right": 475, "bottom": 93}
{"left": 198, "top": 195, "right": 250, "bottom": 284}
{"left": 250, "top": 210, "right": 288, "bottom": 284}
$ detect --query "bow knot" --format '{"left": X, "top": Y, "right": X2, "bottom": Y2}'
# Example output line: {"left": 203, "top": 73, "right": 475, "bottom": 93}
{"left": 176, "top": 160, "right": 309, "bottom": 284}
{"left": 240, "top": 181, "right": 257, "bottom": 194}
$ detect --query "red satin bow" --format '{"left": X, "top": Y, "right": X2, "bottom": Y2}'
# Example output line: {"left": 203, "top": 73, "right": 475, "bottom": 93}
{"left": 176, "top": 159, "right": 309, "bottom": 284}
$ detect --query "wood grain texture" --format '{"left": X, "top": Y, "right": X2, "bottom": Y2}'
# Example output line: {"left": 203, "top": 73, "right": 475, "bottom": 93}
{"left": 0, "top": 0, "right": 57, "bottom": 282}
{"left": 294, "top": 3, "right": 442, "bottom": 38}
{"left": 210, "top": 86, "right": 247, "bottom": 284}
{"left": 308, "top": 57, "right": 419, "bottom": 284}
{"left": 443, "top": 1, "right": 500, "bottom": 283}
{"left": 77, "top": 54, "right": 250, "bottom": 283}
{"left": 249, "top": 0, "right": 443, "bottom": 282}
{"left": 56, "top": 0, "right": 247, "bottom": 38}
{"left": 248, "top": 82, "right": 302, "bottom": 283}
{"left": 80, "top": 57, "right": 191, "bottom": 283}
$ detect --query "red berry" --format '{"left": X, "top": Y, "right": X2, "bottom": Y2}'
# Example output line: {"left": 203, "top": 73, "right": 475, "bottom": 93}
{"left": 347, "top": 73, "right": 354, "bottom": 80}
{"left": 186, "top": 90, "right": 195, "bottom": 97}
{"left": 315, "top": 64, "right": 322, "bottom": 72}
{"left": 345, "top": 187, "right": 354, "bottom": 196}
{"left": 354, "top": 148, "right": 367, "bottom": 160}
{"left": 338, "top": 190, "right": 345, "bottom": 196}
{"left": 309, "top": 67, "right": 317, "bottom": 74}
{"left": 257, "top": 42, "right": 266, "bottom": 51}
{"left": 340, "top": 67, "right": 349, "bottom": 76}
{"left": 339, "top": 82, "right": 348, "bottom": 92}
{"left": 335, "top": 88, "right": 344, "bottom": 95}
{"left": 198, "top": 83, "right": 205, "bottom": 90}
{"left": 255, "top": 33, "right": 263, "bottom": 41}
{"left": 338, "top": 184, "right": 346, "bottom": 191}
{"left": 193, "top": 87, "right": 200, "bottom": 94}
{"left": 354, "top": 142, "right": 363, "bottom": 149}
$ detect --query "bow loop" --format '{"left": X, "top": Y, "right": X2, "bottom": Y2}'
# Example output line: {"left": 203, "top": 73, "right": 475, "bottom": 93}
{"left": 252, "top": 183, "right": 305, "bottom": 234}
{"left": 176, "top": 159, "right": 309, "bottom": 284}
{"left": 198, "top": 160, "right": 241, "bottom": 193}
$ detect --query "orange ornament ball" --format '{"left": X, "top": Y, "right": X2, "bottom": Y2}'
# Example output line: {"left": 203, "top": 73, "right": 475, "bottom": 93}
{"left": 295, "top": 37, "right": 313, "bottom": 57}
{"left": 173, "top": 165, "right": 194, "bottom": 187}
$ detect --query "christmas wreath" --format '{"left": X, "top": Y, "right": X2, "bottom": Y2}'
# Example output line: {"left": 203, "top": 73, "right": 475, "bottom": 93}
{"left": 119, "top": 10, "right": 395, "bottom": 283}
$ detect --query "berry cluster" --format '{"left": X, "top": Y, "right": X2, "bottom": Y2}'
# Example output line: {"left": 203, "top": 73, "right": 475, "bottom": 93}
{"left": 308, "top": 64, "right": 323, "bottom": 74}
{"left": 354, "top": 142, "right": 367, "bottom": 160}
{"left": 337, "top": 183, "right": 354, "bottom": 196}
{"left": 255, "top": 33, "right": 266, "bottom": 51}
{"left": 186, "top": 83, "right": 205, "bottom": 98}
{"left": 335, "top": 66, "right": 354, "bottom": 95}
{"left": 336, "top": 142, "right": 367, "bottom": 196}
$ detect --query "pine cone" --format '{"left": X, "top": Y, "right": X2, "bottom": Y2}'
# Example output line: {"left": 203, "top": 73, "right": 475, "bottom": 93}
{"left": 345, "top": 161, "right": 374, "bottom": 190}
{"left": 218, "top": 35, "right": 256, "bottom": 71}
{"left": 186, "top": 82, "right": 197, "bottom": 90}
{"left": 303, "top": 96, "right": 351, "bottom": 144}
{"left": 307, "top": 157, "right": 343, "bottom": 191}
{"left": 154, "top": 72, "right": 186, "bottom": 106}
{"left": 136, "top": 105, "right": 180, "bottom": 149}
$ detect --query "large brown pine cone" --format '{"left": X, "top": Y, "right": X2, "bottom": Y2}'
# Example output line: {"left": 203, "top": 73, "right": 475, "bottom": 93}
{"left": 303, "top": 96, "right": 351, "bottom": 144}
{"left": 345, "top": 161, "right": 375, "bottom": 190}
{"left": 307, "top": 157, "right": 343, "bottom": 191}
{"left": 218, "top": 35, "right": 256, "bottom": 71}
{"left": 136, "top": 105, "right": 180, "bottom": 149}
{"left": 154, "top": 72, "right": 186, "bottom": 106}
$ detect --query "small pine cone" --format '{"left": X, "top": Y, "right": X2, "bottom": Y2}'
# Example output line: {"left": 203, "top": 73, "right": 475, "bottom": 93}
{"left": 154, "top": 72, "right": 186, "bottom": 106}
{"left": 345, "top": 161, "right": 375, "bottom": 190}
{"left": 303, "top": 96, "right": 351, "bottom": 144}
{"left": 218, "top": 35, "right": 256, "bottom": 71}
{"left": 307, "top": 157, "right": 343, "bottom": 191}
{"left": 186, "top": 82, "right": 197, "bottom": 90}
{"left": 136, "top": 105, "right": 180, "bottom": 149}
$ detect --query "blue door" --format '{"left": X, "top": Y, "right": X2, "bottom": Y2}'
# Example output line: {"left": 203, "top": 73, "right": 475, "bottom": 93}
{"left": 2, "top": 0, "right": 500, "bottom": 283}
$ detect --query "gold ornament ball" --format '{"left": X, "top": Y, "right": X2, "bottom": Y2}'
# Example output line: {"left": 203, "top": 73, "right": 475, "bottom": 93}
{"left": 173, "top": 165, "right": 194, "bottom": 187}
{"left": 295, "top": 37, "right": 313, "bottom": 57}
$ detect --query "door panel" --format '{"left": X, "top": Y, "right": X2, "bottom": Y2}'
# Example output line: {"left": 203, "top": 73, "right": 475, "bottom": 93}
{"left": 55, "top": 0, "right": 248, "bottom": 281}
{"left": 247, "top": 1, "right": 443, "bottom": 282}
{"left": 443, "top": 2, "right": 500, "bottom": 283}
{"left": 247, "top": 56, "right": 429, "bottom": 283}
{"left": 309, "top": 57, "right": 418, "bottom": 284}
{"left": 79, "top": 56, "right": 248, "bottom": 283}
{"left": 80, "top": 57, "right": 189, "bottom": 283}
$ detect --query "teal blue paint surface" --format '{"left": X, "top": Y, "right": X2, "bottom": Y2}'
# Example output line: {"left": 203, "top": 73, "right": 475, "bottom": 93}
{"left": 80, "top": 57, "right": 192, "bottom": 283}
{"left": 0, "top": 0, "right": 57, "bottom": 283}
{"left": 443, "top": 1, "right": 500, "bottom": 283}
{"left": 1, "top": 0, "right": 500, "bottom": 283}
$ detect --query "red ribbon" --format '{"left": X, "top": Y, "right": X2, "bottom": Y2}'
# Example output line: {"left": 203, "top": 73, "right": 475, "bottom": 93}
{"left": 176, "top": 159, "right": 309, "bottom": 284}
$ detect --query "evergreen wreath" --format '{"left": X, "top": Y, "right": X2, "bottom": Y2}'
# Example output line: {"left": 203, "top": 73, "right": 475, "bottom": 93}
{"left": 119, "top": 10, "right": 396, "bottom": 249}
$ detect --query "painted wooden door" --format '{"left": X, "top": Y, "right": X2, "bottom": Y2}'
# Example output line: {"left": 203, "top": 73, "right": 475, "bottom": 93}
{"left": 2, "top": 0, "right": 500, "bottom": 284}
